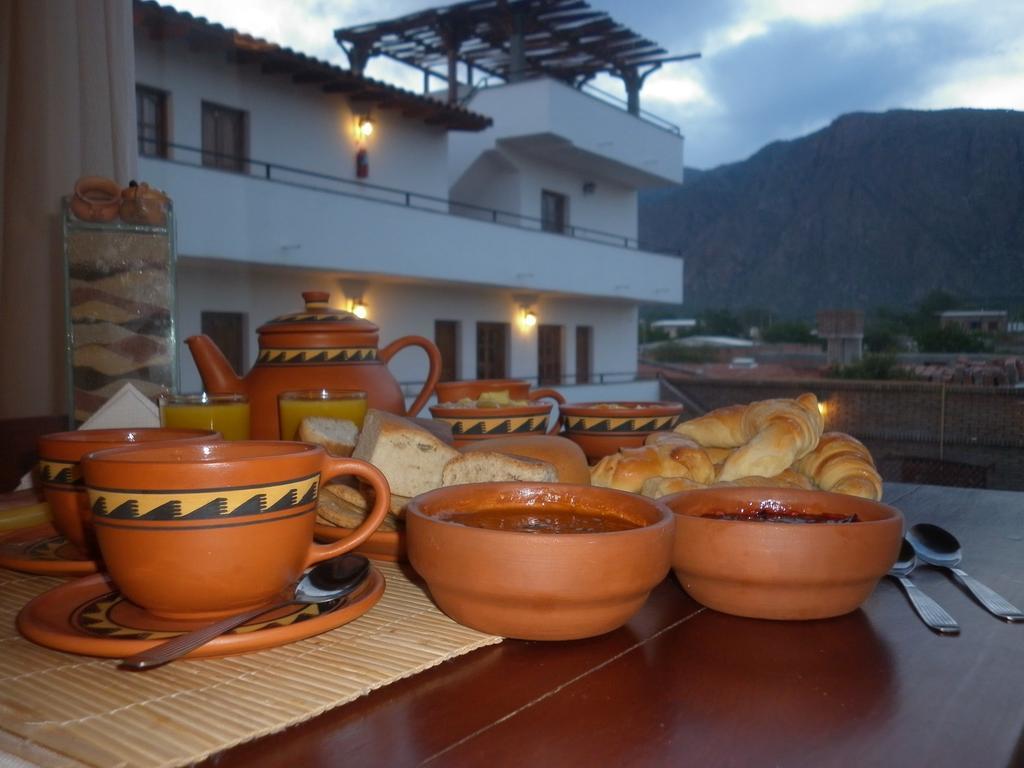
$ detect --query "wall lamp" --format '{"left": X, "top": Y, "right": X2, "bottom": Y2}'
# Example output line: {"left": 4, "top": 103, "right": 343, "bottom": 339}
{"left": 355, "top": 115, "right": 375, "bottom": 141}
{"left": 514, "top": 293, "right": 538, "bottom": 330}
{"left": 339, "top": 279, "right": 369, "bottom": 319}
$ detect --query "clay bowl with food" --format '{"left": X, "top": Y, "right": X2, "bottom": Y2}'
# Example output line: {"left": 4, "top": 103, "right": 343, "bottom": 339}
{"left": 661, "top": 487, "right": 902, "bottom": 621}
{"left": 429, "top": 400, "right": 556, "bottom": 447}
{"left": 406, "top": 482, "right": 675, "bottom": 640}
{"left": 559, "top": 401, "right": 683, "bottom": 460}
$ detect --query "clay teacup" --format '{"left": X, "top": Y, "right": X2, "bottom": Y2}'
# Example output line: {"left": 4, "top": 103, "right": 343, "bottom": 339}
{"left": 37, "top": 428, "right": 219, "bottom": 559}
{"left": 81, "top": 441, "right": 390, "bottom": 620}
{"left": 69, "top": 176, "right": 122, "bottom": 222}
{"left": 407, "top": 483, "right": 675, "bottom": 640}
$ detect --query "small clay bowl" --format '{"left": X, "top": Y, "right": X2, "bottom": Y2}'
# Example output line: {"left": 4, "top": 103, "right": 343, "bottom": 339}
{"left": 406, "top": 483, "right": 675, "bottom": 640}
{"left": 661, "top": 487, "right": 903, "bottom": 620}
{"left": 429, "top": 401, "right": 555, "bottom": 447}
{"left": 560, "top": 401, "right": 683, "bottom": 460}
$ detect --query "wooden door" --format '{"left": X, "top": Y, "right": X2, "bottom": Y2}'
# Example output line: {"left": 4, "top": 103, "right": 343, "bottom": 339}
{"left": 538, "top": 325, "right": 563, "bottom": 385}
{"left": 476, "top": 322, "right": 508, "bottom": 379}
{"left": 575, "top": 326, "right": 592, "bottom": 384}
{"left": 201, "top": 311, "right": 246, "bottom": 376}
{"left": 435, "top": 320, "right": 459, "bottom": 382}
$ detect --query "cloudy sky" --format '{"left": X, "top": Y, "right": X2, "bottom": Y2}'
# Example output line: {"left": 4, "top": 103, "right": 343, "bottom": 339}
{"left": 169, "top": 0, "right": 1024, "bottom": 169}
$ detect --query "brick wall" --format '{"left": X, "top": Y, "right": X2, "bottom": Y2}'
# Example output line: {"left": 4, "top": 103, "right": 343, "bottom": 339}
{"left": 659, "top": 375, "right": 1024, "bottom": 490}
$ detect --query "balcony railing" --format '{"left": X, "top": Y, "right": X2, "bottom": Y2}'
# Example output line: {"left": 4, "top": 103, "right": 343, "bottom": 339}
{"left": 143, "top": 142, "right": 682, "bottom": 257}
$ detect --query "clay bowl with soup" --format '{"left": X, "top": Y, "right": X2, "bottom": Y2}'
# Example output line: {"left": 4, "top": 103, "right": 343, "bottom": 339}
{"left": 661, "top": 487, "right": 902, "bottom": 620}
{"left": 406, "top": 483, "right": 675, "bottom": 640}
{"left": 559, "top": 401, "right": 683, "bottom": 460}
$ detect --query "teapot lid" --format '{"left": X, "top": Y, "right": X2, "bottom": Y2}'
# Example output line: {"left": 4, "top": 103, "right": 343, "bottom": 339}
{"left": 258, "top": 291, "right": 378, "bottom": 335}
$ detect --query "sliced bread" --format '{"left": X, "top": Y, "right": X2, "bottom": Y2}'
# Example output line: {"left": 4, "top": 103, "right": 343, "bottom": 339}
{"left": 352, "top": 409, "right": 459, "bottom": 497}
{"left": 298, "top": 417, "right": 359, "bottom": 456}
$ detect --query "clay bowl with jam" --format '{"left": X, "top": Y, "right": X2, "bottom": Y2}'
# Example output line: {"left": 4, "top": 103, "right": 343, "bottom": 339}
{"left": 661, "top": 487, "right": 902, "bottom": 621}
{"left": 406, "top": 483, "right": 675, "bottom": 640}
{"left": 559, "top": 401, "right": 683, "bottom": 460}
{"left": 429, "top": 401, "right": 555, "bottom": 447}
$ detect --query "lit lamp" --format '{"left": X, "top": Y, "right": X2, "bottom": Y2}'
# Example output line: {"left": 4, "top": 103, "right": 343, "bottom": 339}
{"left": 356, "top": 115, "right": 375, "bottom": 140}
{"left": 514, "top": 293, "right": 538, "bottom": 330}
{"left": 817, "top": 398, "right": 829, "bottom": 420}
{"left": 339, "top": 279, "right": 369, "bottom": 319}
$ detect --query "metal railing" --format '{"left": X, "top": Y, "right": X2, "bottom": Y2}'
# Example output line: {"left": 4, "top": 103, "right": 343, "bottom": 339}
{"left": 398, "top": 370, "right": 654, "bottom": 394}
{"left": 143, "top": 142, "right": 682, "bottom": 257}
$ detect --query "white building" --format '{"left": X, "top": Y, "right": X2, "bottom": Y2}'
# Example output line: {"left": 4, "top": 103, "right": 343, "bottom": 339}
{"left": 133, "top": 0, "right": 686, "bottom": 405}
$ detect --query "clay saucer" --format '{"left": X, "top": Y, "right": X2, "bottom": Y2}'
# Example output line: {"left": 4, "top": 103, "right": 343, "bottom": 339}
{"left": 315, "top": 524, "right": 405, "bottom": 562}
{"left": 0, "top": 523, "right": 98, "bottom": 576}
{"left": 17, "top": 566, "right": 385, "bottom": 659}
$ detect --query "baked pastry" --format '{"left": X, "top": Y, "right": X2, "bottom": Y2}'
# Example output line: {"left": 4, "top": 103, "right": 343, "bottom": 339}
{"left": 590, "top": 439, "right": 715, "bottom": 494}
{"left": 441, "top": 451, "right": 558, "bottom": 486}
{"left": 795, "top": 432, "right": 883, "bottom": 500}
{"left": 672, "top": 394, "right": 823, "bottom": 482}
{"left": 461, "top": 435, "right": 590, "bottom": 484}
{"left": 352, "top": 409, "right": 459, "bottom": 498}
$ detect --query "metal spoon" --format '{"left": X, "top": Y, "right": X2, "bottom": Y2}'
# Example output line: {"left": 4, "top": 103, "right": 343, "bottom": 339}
{"left": 120, "top": 554, "right": 372, "bottom": 670}
{"left": 907, "top": 523, "right": 1024, "bottom": 623}
{"left": 888, "top": 538, "right": 959, "bottom": 635}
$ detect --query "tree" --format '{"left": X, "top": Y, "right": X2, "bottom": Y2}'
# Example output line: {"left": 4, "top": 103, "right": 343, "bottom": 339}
{"left": 761, "top": 321, "right": 815, "bottom": 344}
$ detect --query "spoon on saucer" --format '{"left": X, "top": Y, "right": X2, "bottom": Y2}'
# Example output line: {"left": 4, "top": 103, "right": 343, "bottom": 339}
{"left": 888, "top": 538, "right": 959, "bottom": 635}
{"left": 120, "top": 553, "right": 372, "bottom": 670}
{"left": 906, "top": 523, "right": 1024, "bottom": 623}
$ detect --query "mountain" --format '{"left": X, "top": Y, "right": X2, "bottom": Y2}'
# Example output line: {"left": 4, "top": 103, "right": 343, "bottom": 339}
{"left": 639, "top": 109, "right": 1024, "bottom": 317}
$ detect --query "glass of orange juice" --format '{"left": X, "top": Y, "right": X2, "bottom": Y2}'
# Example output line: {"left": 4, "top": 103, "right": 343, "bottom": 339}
{"left": 277, "top": 389, "right": 368, "bottom": 441}
{"left": 159, "top": 393, "right": 250, "bottom": 440}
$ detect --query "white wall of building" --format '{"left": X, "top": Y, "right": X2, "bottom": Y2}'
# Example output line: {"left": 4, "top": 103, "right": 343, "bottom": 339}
{"left": 141, "top": 158, "right": 683, "bottom": 304}
{"left": 450, "top": 79, "right": 683, "bottom": 189}
{"left": 135, "top": 35, "right": 450, "bottom": 198}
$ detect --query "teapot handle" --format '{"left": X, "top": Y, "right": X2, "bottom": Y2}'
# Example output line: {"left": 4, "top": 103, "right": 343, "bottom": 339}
{"left": 527, "top": 387, "right": 566, "bottom": 434}
{"left": 378, "top": 335, "right": 442, "bottom": 417}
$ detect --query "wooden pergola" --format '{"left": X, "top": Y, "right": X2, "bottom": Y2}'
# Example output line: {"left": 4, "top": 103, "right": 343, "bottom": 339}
{"left": 334, "top": 0, "right": 700, "bottom": 114}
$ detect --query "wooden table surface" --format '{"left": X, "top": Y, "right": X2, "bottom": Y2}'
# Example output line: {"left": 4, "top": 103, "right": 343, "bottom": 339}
{"left": 199, "top": 483, "right": 1024, "bottom": 768}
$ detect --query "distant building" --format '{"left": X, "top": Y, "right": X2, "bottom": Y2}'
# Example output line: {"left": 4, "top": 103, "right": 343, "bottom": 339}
{"left": 650, "top": 318, "right": 697, "bottom": 338}
{"left": 939, "top": 310, "right": 1007, "bottom": 334}
{"left": 817, "top": 309, "right": 864, "bottom": 366}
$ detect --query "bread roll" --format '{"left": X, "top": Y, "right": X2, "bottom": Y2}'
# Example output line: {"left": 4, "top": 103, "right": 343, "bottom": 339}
{"left": 298, "top": 417, "right": 358, "bottom": 456}
{"left": 590, "top": 439, "right": 715, "bottom": 493}
{"left": 461, "top": 435, "right": 590, "bottom": 484}
{"left": 352, "top": 409, "right": 459, "bottom": 497}
{"left": 640, "top": 475, "right": 708, "bottom": 498}
{"left": 795, "top": 432, "right": 883, "bottom": 500}
{"left": 316, "top": 492, "right": 400, "bottom": 532}
{"left": 441, "top": 451, "right": 558, "bottom": 486}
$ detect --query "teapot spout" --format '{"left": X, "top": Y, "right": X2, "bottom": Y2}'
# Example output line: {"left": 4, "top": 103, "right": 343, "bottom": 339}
{"left": 185, "top": 335, "right": 245, "bottom": 394}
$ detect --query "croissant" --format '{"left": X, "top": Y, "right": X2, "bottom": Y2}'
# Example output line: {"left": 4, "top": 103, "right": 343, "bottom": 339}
{"left": 717, "top": 393, "right": 823, "bottom": 481}
{"left": 795, "top": 432, "right": 883, "bottom": 501}
{"left": 672, "top": 404, "right": 748, "bottom": 447}
{"left": 590, "top": 438, "right": 715, "bottom": 494}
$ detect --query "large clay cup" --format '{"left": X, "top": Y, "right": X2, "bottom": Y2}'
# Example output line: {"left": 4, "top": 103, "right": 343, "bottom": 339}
{"left": 82, "top": 441, "right": 390, "bottom": 620}
{"left": 37, "top": 428, "right": 220, "bottom": 559}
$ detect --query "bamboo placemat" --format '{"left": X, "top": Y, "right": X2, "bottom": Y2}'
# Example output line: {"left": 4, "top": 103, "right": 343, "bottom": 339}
{"left": 0, "top": 563, "right": 502, "bottom": 768}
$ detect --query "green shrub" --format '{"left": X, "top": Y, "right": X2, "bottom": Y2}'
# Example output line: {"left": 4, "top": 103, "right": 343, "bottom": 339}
{"left": 825, "top": 353, "right": 918, "bottom": 380}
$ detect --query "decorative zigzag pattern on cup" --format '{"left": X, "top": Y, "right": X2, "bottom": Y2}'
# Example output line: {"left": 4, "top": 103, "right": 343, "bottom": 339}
{"left": 256, "top": 348, "right": 377, "bottom": 365}
{"left": 566, "top": 415, "right": 681, "bottom": 434}
{"left": 437, "top": 416, "right": 547, "bottom": 436}
{"left": 39, "top": 460, "right": 82, "bottom": 487}
{"left": 89, "top": 475, "right": 319, "bottom": 520}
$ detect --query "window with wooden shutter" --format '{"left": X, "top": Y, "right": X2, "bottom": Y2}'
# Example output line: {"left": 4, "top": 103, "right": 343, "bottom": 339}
{"left": 538, "top": 325, "right": 563, "bottom": 385}
{"left": 201, "top": 101, "right": 247, "bottom": 172}
{"left": 476, "top": 322, "right": 509, "bottom": 380}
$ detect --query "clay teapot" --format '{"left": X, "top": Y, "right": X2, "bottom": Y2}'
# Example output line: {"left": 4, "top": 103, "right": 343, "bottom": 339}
{"left": 186, "top": 291, "right": 441, "bottom": 438}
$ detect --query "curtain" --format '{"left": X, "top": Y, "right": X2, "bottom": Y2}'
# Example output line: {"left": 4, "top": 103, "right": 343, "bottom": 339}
{"left": 0, "top": 0, "right": 136, "bottom": 419}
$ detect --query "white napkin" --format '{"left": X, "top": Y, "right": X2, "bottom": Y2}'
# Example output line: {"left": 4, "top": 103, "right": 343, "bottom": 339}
{"left": 16, "top": 384, "right": 161, "bottom": 490}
